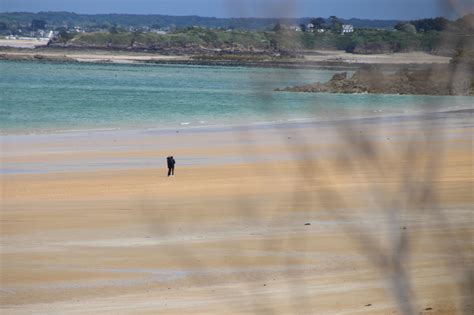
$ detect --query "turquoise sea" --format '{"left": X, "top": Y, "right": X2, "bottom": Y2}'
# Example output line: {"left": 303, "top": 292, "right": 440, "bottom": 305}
{"left": 0, "top": 60, "right": 472, "bottom": 134}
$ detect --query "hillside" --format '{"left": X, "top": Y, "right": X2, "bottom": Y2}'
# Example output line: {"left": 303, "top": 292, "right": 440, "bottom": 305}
{"left": 1, "top": 13, "right": 472, "bottom": 57}
{"left": 46, "top": 27, "right": 472, "bottom": 57}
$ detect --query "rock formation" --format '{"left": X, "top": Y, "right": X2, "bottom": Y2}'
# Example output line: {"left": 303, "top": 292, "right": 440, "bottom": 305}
{"left": 276, "top": 64, "right": 474, "bottom": 96}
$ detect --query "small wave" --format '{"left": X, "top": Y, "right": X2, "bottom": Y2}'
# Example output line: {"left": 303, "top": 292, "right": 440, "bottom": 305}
{"left": 56, "top": 127, "right": 120, "bottom": 133}
{"left": 0, "top": 127, "right": 122, "bottom": 137}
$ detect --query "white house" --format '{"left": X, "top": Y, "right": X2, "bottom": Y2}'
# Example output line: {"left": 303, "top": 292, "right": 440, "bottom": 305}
{"left": 341, "top": 24, "right": 354, "bottom": 34}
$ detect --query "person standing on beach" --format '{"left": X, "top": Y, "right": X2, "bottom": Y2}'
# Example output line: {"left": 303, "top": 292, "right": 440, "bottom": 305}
{"left": 167, "top": 156, "right": 176, "bottom": 177}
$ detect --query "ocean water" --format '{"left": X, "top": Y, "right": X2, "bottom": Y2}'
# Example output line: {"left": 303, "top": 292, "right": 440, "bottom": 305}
{"left": 0, "top": 60, "right": 472, "bottom": 134}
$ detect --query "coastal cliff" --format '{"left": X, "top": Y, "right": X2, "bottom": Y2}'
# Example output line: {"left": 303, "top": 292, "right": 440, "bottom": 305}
{"left": 276, "top": 64, "right": 474, "bottom": 96}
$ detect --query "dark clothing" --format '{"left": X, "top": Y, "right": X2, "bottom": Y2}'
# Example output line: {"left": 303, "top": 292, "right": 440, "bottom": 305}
{"left": 167, "top": 156, "right": 176, "bottom": 176}
{"left": 167, "top": 157, "right": 175, "bottom": 168}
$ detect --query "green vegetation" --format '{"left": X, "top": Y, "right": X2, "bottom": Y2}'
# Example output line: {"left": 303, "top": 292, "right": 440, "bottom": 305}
{"left": 394, "top": 16, "right": 474, "bottom": 33}
{"left": 48, "top": 23, "right": 471, "bottom": 57}
{"left": 1, "top": 12, "right": 472, "bottom": 57}
{"left": 66, "top": 28, "right": 270, "bottom": 50}
{"left": 342, "top": 29, "right": 426, "bottom": 53}
{"left": 30, "top": 19, "right": 46, "bottom": 31}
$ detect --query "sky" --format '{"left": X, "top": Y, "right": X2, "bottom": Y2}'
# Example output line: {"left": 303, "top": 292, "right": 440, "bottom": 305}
{"left": 1, "top": 0, "right": 473, "bottom": 20}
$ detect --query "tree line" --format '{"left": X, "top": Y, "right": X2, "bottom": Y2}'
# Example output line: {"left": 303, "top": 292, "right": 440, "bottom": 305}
{"left": 394, "top": 14, "right": 473, "bottom": 33}
{"left": 1, "top": 12, "right": 471, "bottom": 35}
{"left": 0, "top": 12, "right": 399, "bottom": 35}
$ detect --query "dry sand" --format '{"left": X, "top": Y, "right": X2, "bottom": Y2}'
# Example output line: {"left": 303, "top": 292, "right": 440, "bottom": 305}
{"left": 0, "top": 47, "right": 450, "bottom": 65}
{"left": 303, "top": 50, "right": 451, "bottom": 64}
{"left": 0, "top": 38, "right": 49, "bottom": 49}
{"left": 1, "top": 113, "right": 473, "bottom": 314}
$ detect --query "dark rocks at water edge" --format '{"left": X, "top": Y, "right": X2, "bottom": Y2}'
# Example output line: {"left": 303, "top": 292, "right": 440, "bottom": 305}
{"left": 276, "top": 64, "right": 474, "bottom": 96}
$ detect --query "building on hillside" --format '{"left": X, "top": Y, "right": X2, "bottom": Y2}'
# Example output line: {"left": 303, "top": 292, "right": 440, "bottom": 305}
{"left": 341, "top": 24, "right": 354, "bottom": 34}
{"left": 282, "top": 25, "right": 301, "bottom": 32}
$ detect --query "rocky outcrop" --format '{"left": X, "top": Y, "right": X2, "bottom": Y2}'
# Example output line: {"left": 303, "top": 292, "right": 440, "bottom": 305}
{"left": 0, "top": 52, "right": 75, "bottom": 63}
{"left": 276, "top": 64, "right": 474, "bottom": 96}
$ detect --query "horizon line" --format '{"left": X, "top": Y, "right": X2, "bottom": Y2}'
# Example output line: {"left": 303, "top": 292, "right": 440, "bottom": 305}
{"left": 1, "top": 10, "right": 464, "bottom": 21}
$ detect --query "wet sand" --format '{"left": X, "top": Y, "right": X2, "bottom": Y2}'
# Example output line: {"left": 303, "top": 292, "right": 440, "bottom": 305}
{"left": 1, "top": 113, "right": 472, "bottom": 314}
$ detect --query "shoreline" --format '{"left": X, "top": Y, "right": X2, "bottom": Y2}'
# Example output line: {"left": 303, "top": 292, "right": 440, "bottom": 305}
{"left": 2, "top": 108, "right": 472, "bottom": 176}
{"left": 1, "top": 106, "right": 472, "bottom": 138}
{"left": 0, "top": 47, "right": 451, "bottom": 70}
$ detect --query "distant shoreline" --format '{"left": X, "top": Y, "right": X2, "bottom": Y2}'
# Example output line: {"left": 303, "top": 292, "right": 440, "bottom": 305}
{"left": 0, "top": 46, "right": 451, "bottom": 70}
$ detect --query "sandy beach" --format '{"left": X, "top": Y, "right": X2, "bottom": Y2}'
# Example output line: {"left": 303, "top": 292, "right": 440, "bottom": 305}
{"left": 302, "top": 50, "right": 451, "bottom": 64}
{"left": 0, "top": 47, "right": 450, "bottom": 66}
{"left": 1, "top": 111, "right": 472, "bottom": 314}
{"left": 0, "top": 38, "right": 50, "bottom": 49}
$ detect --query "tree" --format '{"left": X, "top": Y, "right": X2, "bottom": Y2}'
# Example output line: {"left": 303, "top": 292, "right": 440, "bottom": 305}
{"left": 109, "top": 24, "right": 118, "bottom": 34}
{"left": 108, "top": 24, "right": 125, "bottom": 34}
{"left": 57, "top": 29, "right": 74, "bottom": 43}
{"left": 395, "top": 22, "right": 417, "bottom": 33}
{"left": 432, "top": 17, "right": 449, "bottom": 31}
{"left": 31, "top": 19, "right": 46, "bottom": 31}
{"left": 454, "top": 14, "right": 474, "bottom": 32}
{"left": 410, "top": 17, "right": 449, "bottom": 32}
{"left": 269, "top": 38, "right": 279, "bottom": 50}
{"left": 329, "top": 16, "right": 342, "bottom": 32}
{"left": 272, "top": 23, "right": 282, "bottom": 32}
{"left": 299, "top": 23, "right": 307, "bottom": 32}
{"left": 310, "top": 18, "right": 326, "bottom": 29}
